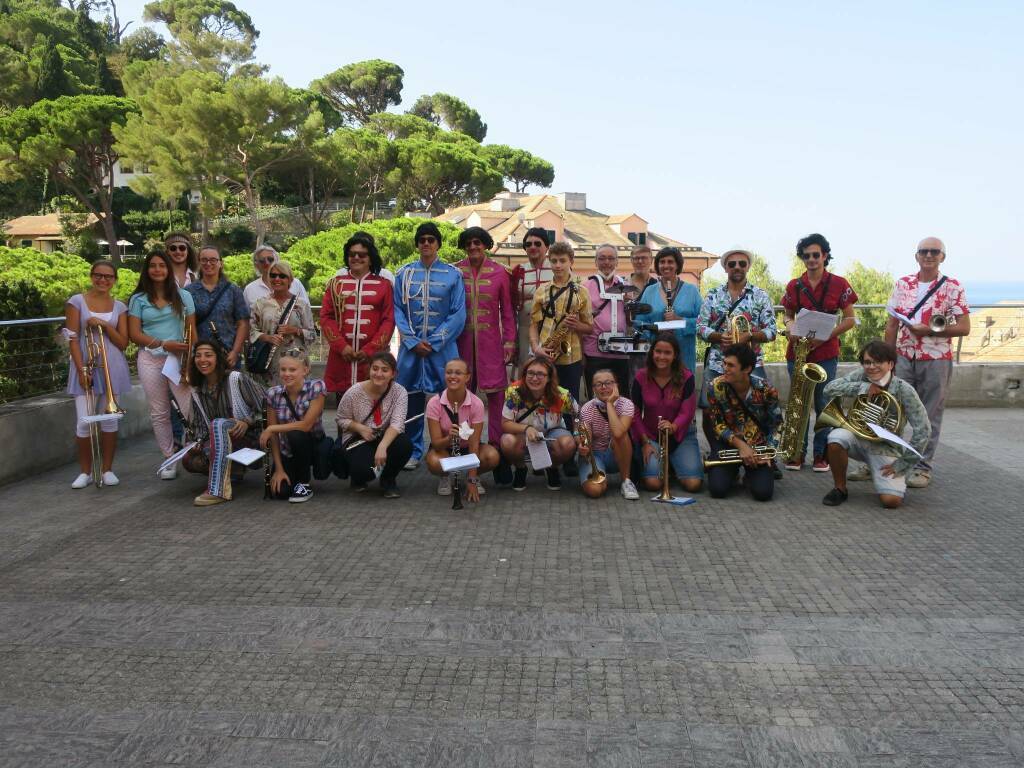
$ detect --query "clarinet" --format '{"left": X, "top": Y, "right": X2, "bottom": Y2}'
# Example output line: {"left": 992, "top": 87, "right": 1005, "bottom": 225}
{"left": 450, "top": 419, "right": 463, "bottom": 510}
{"left": 262, "top": 401, "right": 272, "bottom": 500}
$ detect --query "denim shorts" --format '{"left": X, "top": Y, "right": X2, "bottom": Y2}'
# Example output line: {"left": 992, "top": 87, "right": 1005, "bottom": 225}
{"left": 827, "top": 428, "right": 906, "bottom": 497}
{"left": 640, "top": 423, "right": 703, "bottom": 480}
{"left": 579, "top": 446, "right": 620, "bottom": 483}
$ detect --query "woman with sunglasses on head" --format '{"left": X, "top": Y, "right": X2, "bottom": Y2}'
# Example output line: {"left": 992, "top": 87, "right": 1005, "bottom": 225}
{"left": 249, "top": 260, "right": 316, "bottom": 385}
{"left": 499, "top": 356, "right": 578, "bottom": 492}
{"left": 781, "top": 233, "right": 858, "bottom": 472}
{"left": 127, "top": 251, "right": 197, "bottom": 479}
{"left": 186, "top": 245, "right": 249, "bottom": 370}
{"left": 65, "top": 260, "right": 132, "bottom": 488}
{"left": 634, "top": 247, "right": 702, "bottom": 375}
{"left": 333, "top": 352, "right": 413, "bottom": 498}
{"left": 261, "top": 349, "right": 332, "bottom": 503}
{"left": 630, "top": 333, "right": 703, "bottom": 494}
{"left": 320, "top": 233, "right": 395, "bottom": 399}
{"left": 243, "top": 245, "right": 310, "bottom": 307}
{"left": 164, "top": 232, "right": 198, "bottom": 288}
{"left": 181, "top": 340, "right": 267, "bottom": 506}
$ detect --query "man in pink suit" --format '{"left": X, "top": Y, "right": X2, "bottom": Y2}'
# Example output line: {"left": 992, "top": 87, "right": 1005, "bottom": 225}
{"left": 456, "top": 226, "right": 516, "bottom": 448}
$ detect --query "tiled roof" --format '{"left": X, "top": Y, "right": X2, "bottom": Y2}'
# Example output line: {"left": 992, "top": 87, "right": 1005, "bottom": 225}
{"left": 3, "top": 213, "right": 98, "bottom": 237}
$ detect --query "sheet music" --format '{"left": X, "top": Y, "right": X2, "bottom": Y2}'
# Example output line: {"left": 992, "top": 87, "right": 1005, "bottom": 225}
{"left": 867, "top": 423, "right": 923, "bottom": 457}
{"left": 226, "top": 447, "right": 266, "bottom": 466}
{"left": 80, "top": 413, "right": 123, "bottom": 425}
{"left": 792, "top": 308, "right": 838, "bottom": 340}
{"left": 157, "top": 441, "right": 198, "bottom": 475}
{"left": 161, "top": 354, "right": 181, "bottom": 384}
{"left": 886, "top": 307, "right": 914, "bottom": 326}
{"left": 654, "top": 319, "right": 687, "bottom": 330}
{"left": 526, "top": 438, "right": 552, "bottom": 470}
{"left": 440, "top": 454, "right": 480, "bottom": 473}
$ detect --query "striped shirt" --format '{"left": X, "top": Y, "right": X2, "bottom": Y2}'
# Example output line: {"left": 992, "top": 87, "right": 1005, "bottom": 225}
{"left": 579, "top": 397, "right": 634, "bottom": 452}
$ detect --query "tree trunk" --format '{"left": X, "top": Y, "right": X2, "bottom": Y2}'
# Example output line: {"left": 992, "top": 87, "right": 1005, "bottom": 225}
{"left": 101, "top": 212, "right": 120, "bottom": 267}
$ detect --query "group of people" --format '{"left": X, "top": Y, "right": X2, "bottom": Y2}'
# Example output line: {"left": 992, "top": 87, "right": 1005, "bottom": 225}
{"left": 65, "top": 225, "right": 969, "bottom": 510}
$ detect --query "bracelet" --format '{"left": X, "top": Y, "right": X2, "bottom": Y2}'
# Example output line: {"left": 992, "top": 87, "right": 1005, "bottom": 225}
{"left": 466, "top": 477, "right": 479, "bottom": 485}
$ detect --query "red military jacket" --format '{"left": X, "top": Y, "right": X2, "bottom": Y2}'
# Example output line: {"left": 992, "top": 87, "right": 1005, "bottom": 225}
{"left": 320, "top": 273, "right": 395, "bottom": 393}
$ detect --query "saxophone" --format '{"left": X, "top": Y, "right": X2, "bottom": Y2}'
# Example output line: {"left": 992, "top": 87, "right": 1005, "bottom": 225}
{"left": 541, "top": 286, "right": 576, "bottom": 358}
{"left": 777, "top": 334, "right": 828, "bottom": 463}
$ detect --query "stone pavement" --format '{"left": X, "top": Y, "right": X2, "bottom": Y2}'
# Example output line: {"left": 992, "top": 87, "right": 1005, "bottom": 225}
{"left": 1, "top": 408, "right": 1023, "bottom": 767}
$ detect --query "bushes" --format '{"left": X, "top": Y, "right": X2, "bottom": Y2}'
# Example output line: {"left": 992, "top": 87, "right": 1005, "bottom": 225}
{"left": 0, "top": 281, "right": 65, "bottom": 401}
{"left": 0, "top": 247, "right": 136, "bottom": 315}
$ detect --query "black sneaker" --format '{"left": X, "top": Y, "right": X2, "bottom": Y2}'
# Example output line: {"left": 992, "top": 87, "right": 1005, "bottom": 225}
{"left": 822, "top": 487, "right": 848, "bottom": 506}
{"left": 563, "top": 462, "right": 578, "bottom": 478}
{"left": 288, "top": 483, "right": 313, "bottom": 503}
{"left": 493, "top": 457, "right": 513, "bottom": 487}
{"left": 351, "top": 481, "right": 368, "bottom": 493}
{"left": 381, "top": 479, "right": 400, "bottom": 499}
{"left": 545, "top": 467, "right": 562, "bottom": 490}
{"left": 512, "top": 466, "right": 528, "bottom": 491}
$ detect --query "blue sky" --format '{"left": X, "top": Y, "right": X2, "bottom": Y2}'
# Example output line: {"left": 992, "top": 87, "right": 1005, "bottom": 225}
{"left": 115, "top": 0, "right": 1022, "bottom": 284}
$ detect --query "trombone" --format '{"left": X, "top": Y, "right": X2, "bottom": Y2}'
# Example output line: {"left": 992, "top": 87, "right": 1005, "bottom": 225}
{"left": 82, "top": 324, "right": 125, "bottom": 488}
{"left": 179, "top": 318, "right": 193, "bottom": 385}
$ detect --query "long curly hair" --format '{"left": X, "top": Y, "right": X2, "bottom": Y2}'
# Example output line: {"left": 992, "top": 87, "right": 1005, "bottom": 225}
{"left": 515, "top": 356, "right": 563, "bottom": 408}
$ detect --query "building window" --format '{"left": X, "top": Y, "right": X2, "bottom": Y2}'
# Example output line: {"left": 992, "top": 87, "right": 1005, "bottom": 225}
{"left": 545, "top": 229, "right": 556, "bottom": 245}
{"left": 120, "top": 163, "right": 134, "bottom": 174}
{"left": 20, "top": 240, "right": 32, "bottom": 248}
{"left": 627, "top": 232, "right": 647, "bottom": 245}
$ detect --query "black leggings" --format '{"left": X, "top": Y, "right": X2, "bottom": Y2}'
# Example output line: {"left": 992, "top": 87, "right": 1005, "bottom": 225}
{"left": 707, "top": 441, "right": 775, "bottom": 502}
{"left": 333, "top": 433, "right": 413, "bottom": 486}
{"left": 271, "top": 432, "right": 332, "bottom": 499}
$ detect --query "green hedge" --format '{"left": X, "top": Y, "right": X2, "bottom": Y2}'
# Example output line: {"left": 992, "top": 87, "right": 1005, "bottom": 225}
{"left": 0, "top": 247, "right": 136, "bottom": 315}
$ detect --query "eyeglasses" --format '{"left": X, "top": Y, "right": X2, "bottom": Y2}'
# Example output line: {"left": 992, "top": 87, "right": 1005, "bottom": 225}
{"left": 167, "top": 244, "right": 189, "bottom": 252}
{"left": 917, "top": 248, "right": 943, "bottom": 257}
{"left": 593, "top": 380, "right": 615, "bottom": 388}
{"left": 417, "top": 236, "right": 437, "bottom": 245}
{"left": 524, "top": 240, "right": 545, "bottom": 249}
{"left": 525, "top": 370, "right": 548, "bottom": 379}
{"left": 91, "top": 273, "right": 116, "bottom": 281}
{"left": 726, "top": 261, "right": 748, "bottom": 268}
{"left": 861, "top": 359, "right": 885, "bottom": 368}
{"left": 199, "top": 257, "right": 220, "bottom": 264}
{"left": 799, "top": 252, "right": 823, "bottom": 261}
{"left": 268, "top": 272, "right": 289, "bottom": 280}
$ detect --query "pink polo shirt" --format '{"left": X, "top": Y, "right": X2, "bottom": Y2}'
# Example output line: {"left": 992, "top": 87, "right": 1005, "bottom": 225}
{"left": 426, "top": 389, "right": 486, "bottom": 444}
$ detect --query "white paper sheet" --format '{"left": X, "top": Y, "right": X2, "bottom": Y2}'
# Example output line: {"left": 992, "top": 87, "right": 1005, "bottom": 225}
{"left": 792, "top": 308, "right": 838, "bottom": 340}
{"left": 161, "top": 354, "right": 181, "bottom": 384}
{"left": 457, "top": 420, "right": 473, "bottom": 440}
{"left": 654, "top": 319, "right": 687, "bottom": 330}
{"left": 886, "top": 307, "right": 914, "bottom": 326}
{"left": 526, "top": 438, "right": 552, "bottom": 470}
{"left": 157, "top": 441, "right": 198, "bottom": 475}
{"left": 226, "top": 447, "right": 266, "bottom": 466}
{"left": 867, "top": 423, "right": 923, "bottom": 457}
{"left": 440, "top": 454, "right": 480, "bottom": 473}
{"left": 80, "top": 413, "right": 124, "bottom": 425}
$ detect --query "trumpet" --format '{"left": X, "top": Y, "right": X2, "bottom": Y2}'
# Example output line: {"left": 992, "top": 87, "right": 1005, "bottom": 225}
{"left": 179, "top": 319, "right": 193, "bottom": 385}
{"left": 578, "top": 421, "right": 606, "bottom": 485}
{"left": 703, "top": 445, "right": 777, "bottom": 469}
{"left": 653, "top": 425, "right": 674, "bottom": 502}
{"left": 928, "top": 309, "right": 956, "bottom": 333}
{"left": 730, "top": 314, "right": 751, "bottom": 344}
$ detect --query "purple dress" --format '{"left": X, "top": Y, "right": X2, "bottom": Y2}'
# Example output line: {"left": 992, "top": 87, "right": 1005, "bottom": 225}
{"left": 66, "top": 293, "right": 132, "bottom": 397}
{"left": 455, "top": 257, "right": 515, "bottom": 393}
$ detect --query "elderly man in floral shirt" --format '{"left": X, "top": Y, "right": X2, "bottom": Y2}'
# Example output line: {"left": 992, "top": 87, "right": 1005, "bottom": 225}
{"left": 705, "top": 344, "right": 783, "bottom": 502}
{"left": 697, "top": 248, "right": 777, "bottom": 444}
{"left": 882, "top": 237, "right": 970, "bottom": 488}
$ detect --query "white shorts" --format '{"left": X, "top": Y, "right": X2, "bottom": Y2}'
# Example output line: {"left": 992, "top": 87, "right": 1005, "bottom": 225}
{"left": 827, "top": 428, "right": 906, "bottom": 498}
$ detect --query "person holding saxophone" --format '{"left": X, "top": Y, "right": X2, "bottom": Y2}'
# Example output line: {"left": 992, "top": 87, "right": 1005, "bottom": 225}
{"left": 65, "top": 260, "right": 132, "bottom": 488}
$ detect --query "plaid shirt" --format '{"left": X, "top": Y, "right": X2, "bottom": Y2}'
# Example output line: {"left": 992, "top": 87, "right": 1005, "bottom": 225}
{"left": 697, "top": 283, "right": 778, "bottom": 371}
{"left": 266, "top": 378, "right": 326, "bottom": 455}
{"left": 705, "top": 374, "right": 783, "bottom": 448}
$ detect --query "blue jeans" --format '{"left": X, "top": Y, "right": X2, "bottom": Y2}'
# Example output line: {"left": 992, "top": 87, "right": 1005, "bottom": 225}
{"left": 786, "top": 356, "right": 838, "bottom": 460}
{"left": 639, "top": 423, "right": 703, "bottom": 481}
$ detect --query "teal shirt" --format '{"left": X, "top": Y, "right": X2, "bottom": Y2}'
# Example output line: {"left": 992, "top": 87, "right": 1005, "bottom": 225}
{"left": 128, "top": 288, "right": 195, "bottom": 356}
{"left": 635, "top": 280, "right": 702, "bottom": 373}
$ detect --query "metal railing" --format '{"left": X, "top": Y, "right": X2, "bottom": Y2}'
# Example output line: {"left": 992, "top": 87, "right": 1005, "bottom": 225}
{"left": 2, "top": 303, "right": 1021, "bottom": 405}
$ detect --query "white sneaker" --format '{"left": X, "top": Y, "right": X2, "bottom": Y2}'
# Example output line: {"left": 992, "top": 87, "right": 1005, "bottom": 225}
{"left": 847, "top": 463, "right": 872, "bottom": 482}
{"left": 102, "top": 471, "right": 120, "bottom": 486}
{"left": 160, "top": 464, "right": 178, "bottom": 480}
{"left": 437, "top": 475, "right": 452, "bottom": 496}
{"left": 620, "top": 478, "right": 640, "bottom": 500}
{"left": 403, "top": 458, "right": 420, "bottom": 471}
{"left": 71, "top": 473, "right": 91, "bottom": 489}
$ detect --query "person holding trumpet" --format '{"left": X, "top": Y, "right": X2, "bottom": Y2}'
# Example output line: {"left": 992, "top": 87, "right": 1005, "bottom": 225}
{"left": 577, "top": 369, "right": 639, "bottom": 500}
{"left": 65, "top": 260, "right": 132, "bottom": 488}
{"left": 704, "top": 343, "right": 782, "bottom": 501}
{"left": 424, "top": 358, "right": 500, "bottom": 502}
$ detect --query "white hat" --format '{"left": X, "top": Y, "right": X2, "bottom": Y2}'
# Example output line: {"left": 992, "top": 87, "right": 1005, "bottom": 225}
{"left": 720, "top": 249, "right": 755, "bottom": 269}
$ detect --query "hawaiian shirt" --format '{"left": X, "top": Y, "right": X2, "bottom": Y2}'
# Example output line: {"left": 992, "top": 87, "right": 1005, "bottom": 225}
{"left": 502, "top": 383, "right": 578, "bottom": 434}
{"left": 186, "top": 278, "right": 249, "bottom": 352}
{"left": 697, "top": 283, "right": 778, "bottom": 371}
{"left": 782, "top": 271, "right": 858, "bottom": 363}
{"left": 266, "top": 378, "right": 326, "bottom": 456}
{"left": 886, "top": 272, "right": 969, "bottom": 361}
{"left": 705, "top": 375, "right": 783, "bottom": 449}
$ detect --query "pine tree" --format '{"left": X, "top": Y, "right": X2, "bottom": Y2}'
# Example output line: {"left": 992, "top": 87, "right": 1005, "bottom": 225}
{"left": 36, "top": 45, "right": 71, "bottom": 100}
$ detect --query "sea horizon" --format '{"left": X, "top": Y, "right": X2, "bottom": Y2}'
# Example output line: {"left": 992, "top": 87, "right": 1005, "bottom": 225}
{"left": 961, "top": 281, "right": 1024, "bottom": 305}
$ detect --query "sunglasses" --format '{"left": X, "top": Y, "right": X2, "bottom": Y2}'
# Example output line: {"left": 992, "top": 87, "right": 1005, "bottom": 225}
{"left": 256, "top": 257, "right": 275, "bottom": 265}
{"left": 348, "top": 251, "right": 369, "bottom": 258}
{"left": 917, "top": 248, "right": 943, "bottom": 257}
{"left": 417, "top": 236, "right": 437, "bottom": 245}
{"left": 167, "top": 244, "right": 189, "bottom": 252}
{"left": 268, "top": 272, "right": 289, "bottom": 280}
{"left": 799, "top": 252, "right": 824, "bottom": 261}
{"left": 726, "top": 261, "right": 748, "bottom": 268}
{"left": 524, "top": 240, "right": 545, "bottom": 249}
{"left": 466, "top": 239, "right": 484, "bottom": 247}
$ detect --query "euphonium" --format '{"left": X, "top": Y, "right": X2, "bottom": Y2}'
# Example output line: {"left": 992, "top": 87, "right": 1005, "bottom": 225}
{"left": 179, "top": 319, "right": 193, "bottom": 385}
{"left": 815, "top": 390, "right": 905, "bottom": 443}
{"left": 776, "top": 334, "right": 828, "bottom": 463}
{"left": 730, "top": 314, "right": 751, "bottom": 344}
{"left": 654, "top": 425, "right": 674, "bottom": 501}
{"left": 578, "top": 421, "right": 606, "bottom": 485}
